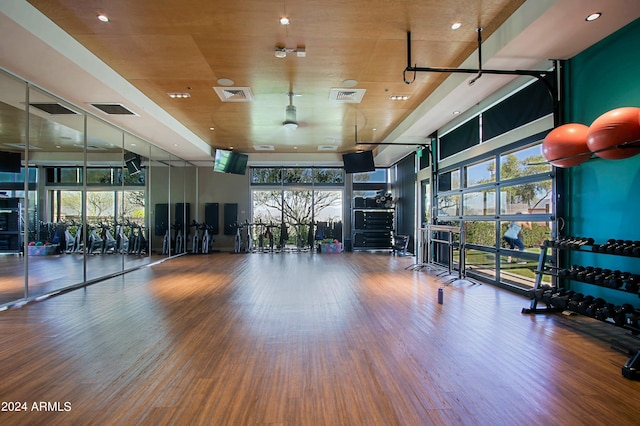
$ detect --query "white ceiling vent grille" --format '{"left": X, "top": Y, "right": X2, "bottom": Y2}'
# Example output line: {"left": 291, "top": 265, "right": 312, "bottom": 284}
{"left": 317, "top": 145, "right": 338, "bottom": 151}
{"left": 329, "top": 88, "right": 366, "bottom": 103}
{"left": 254, "top": 145, "right": 275, "bottom": 151}
{"left": 213, "top": 87, "right": 254, "bottom": 102}
{"left": 90, "top": 103, "right": 137, "bottom": 115}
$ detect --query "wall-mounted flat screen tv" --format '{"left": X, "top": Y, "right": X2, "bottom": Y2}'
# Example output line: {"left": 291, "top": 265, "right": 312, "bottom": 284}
{"left": 342, "top": 150, "right": 375, "bottom": 174}
{"left": 124, "top": 151, "right": 142, "bottom": 175}
{"left": 214, "top": 149, "right": 248, "bottom": 175}
{"left": 0, "top": 151, "right": 22, "bottom": 173}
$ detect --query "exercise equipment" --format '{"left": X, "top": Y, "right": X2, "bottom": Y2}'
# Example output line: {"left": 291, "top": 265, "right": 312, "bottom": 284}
{"left": 190, "top": 221, "right": 201, "bottom": 254}
{"left": 98, "top": 222, "right": 117, "bottom": 254}
{"left": 115, "top": 221, "right": 129, "bottom": 253}
{"left": 586, "top": 107, "right": 640, "bottom": 160}
{"left": 64, "top": 224, "right": 76, "bottom": 253}
{"left": 545, "top": 236, "right": 594, "bottom": 249}
{"left": 86, "top": 225, "right": 105, "bottom": 254}
{"left": 542, "top": 123, "right": 591, "bottom": 167}
{"left": 233, "top": 221, "right": 243, "bottom": 253}
{"left": 264, "top": 223, "right": 276, "bottom": 252}
{"left": 172, "top": 222, "right": 184, "bottom": 254}
{"left": 622, "top": 350, "right": 640, "bottom": 380}
{"left": 127, "top": 221, "right": 147, "bottom": 255}
{"left": 161, "top": 222, "right": 170, "bottom": 255}
{"left": 201, "top": 224, "right": 214, "bottom": 253}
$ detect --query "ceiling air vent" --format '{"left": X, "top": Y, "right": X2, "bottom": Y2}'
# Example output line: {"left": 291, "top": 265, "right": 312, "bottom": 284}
{"left": 90, "top": 103, "right": 137, "bottom": 115}
{"left": 73, "top": 144, "right": 107, "bottom": 151}
{"left": 213, "top": 87, "right": 254, "bottom": 102}
{"left": 29, "top": 103, "right": 79, "bottom": 115}
{"left": 329, "top": 88, "right": 366, "bottom": 103}
{"left": 317, "top": 145, "right": 338, "bottom": 151}
{"left": 254, "top": 145, "right": 275, "bottom": 151}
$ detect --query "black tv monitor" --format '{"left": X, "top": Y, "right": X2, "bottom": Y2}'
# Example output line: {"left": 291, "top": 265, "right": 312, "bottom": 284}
{"left": 214, "top": 149, "right": 248, "bottom": 175}
{"left": 342, "top": 150, "right": 375, "bottom": 174}
{"left": 124, "top": 151, "right": 142, "bottom": 175}
{"left": 0, "top": 151, "right": 22, "bottom": 173}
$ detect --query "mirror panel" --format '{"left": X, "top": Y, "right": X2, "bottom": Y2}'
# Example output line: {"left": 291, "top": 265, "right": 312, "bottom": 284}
{"left": 27, "top": 86, "right": 85, "bottom": 297}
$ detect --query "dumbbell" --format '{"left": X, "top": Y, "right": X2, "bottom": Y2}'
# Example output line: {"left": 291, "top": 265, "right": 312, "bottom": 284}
{"left": 585, "top": 267, "right": 602, "bottom": 284}
{"left": 550, "top": 290, "right": 575, "bottom": 309}
{"left": 549, "top": 237, "right": 570, "bottom": 247}
{"left": 605, "top": 239, "right": 624, "bottom": 254}
{"left": 615, "top": 240, "right": 634, "bottom": 254}
{"left": 593, "top": 238, "right": 616, "bottom": 253}
{"left": 585, "top": 297, "right": 607, "bottom": 317}
{"left": 569, "top": 265, "right": 585, "bottom": 280}
{"left": 556, "top": 237, "right": 577, "bottom": 248}
{"left": 612, "top": 304, "right": 635, "bottom": 327}
{"left": 593, "top": 268, "right": 612, "bottom": 286}
{"left": 622, "top": 241, "right": 640, "bottom": 255}
{"left": 569, "top": 237, "right": 595, "bottom": 249}
{"left": 533, "top": 284, "right": 553, "bottom": 301}
{"left": 603, "top": 270, "right": 623, "bottom": 289}
{"left": 567, "top": 293, "right": 585, "bottom": 312}
{"left": 577, "top": 266, "right": 595, "bottom": 282}
{"left": 577, "top": 295, "right": 596, "bottom": 315}
{"left": 552, "top": 237, "right": 582, "bottom": 249}
{"left": 626, "top": 309, "right": 640, "bottom": 329}
{"left": 595, "top": 303, "right": 616, "bottom": 321}
{"left": 541, "top": 288, "right": 558, "bottom": 306}
{"left": 624, "top": 275, "right": 640, "bottom": 294}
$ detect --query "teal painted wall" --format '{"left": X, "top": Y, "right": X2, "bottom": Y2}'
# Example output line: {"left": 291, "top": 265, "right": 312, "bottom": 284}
{"left": 564, "top": 18, "right": 640, "bottom": 306}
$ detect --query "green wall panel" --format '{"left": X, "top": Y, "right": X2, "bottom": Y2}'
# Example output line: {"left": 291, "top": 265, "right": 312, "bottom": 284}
{"left": 564, "top": 18, "right": 640, "bottom": 303}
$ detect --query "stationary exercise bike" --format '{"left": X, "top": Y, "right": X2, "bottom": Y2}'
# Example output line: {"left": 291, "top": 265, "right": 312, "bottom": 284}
{"left": 172, "top": 222, "right": 184, "bottom": 254}
{"left": 201, "top": 223, "right": 214, "bottom": 254}
{"left": 190, "top": 220, "right": 201, "bottom": 254}
{"left": 115, "top": 221, "right": 129, "bottom": 253}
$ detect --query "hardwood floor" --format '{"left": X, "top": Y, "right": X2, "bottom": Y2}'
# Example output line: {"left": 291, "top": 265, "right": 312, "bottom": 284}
{"left": 0, "top": 253, "right": 162, "bottom": 305}
{"left": 0, "top": 252, "right": 639, "bottom": 425}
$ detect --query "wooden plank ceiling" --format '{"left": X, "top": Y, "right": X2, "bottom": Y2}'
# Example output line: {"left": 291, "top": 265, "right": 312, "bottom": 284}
{"left": 26, "top": 0, "right": 525, "bottom": 155}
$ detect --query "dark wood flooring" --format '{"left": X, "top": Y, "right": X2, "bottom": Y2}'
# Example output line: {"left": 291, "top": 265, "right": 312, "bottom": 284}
{"left": 0, "top": 252, "right": 639, "bottom": 425}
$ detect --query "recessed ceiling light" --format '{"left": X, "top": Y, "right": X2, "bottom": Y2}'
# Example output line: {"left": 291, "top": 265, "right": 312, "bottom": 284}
{"left": 451, "top": 22, "right": 462, "bottom": 30}
{"left": 173, "top": 143, "right": 179, "bottom": 147}
{"left": 453, "top": 111, "right": 461, "bottom": 115}
{"left": 209, "top": 127, "right": 215, "bottom": 131}
{"left": 130, "top": 143, "right": 136, "bottom": 147}
{"left": 168, "top": 92, "right": 191, "bottom": 98}
{"left": 217, "top": 78, "right": 234, "bottom": 86}
{"left": 389, "top": 95, "right": 410, "bottom": 101}
{"left": 280, "top": 17, "right": 290, "bottom": 25}
{"left": 585, "top": 12, "right": 602, "bottom": 22}
{"left": 342, "top": 79, "right": 358, "bottom": 87}
{"left": 97, "top": 14, "right": 109, "bottom": 22}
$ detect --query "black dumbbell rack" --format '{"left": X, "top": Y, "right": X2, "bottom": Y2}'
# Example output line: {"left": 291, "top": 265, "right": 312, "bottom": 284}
{"left": 523, "top": 237, "right": 640, "bottom": 310}
{"left": 524, "top": 237, "right": 640, "bottom": 380}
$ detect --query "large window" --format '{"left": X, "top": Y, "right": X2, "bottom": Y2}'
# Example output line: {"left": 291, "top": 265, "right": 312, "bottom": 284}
{"left": 250, "top": 167, "right": 344, "bottom": 249}
{"left": 435, "top": 140, "right": 554, "bottom": 289}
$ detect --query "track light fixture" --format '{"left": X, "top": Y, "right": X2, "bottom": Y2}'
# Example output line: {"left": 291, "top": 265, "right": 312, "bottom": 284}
{"left": 274, "top": 45, "right": 306, "bottom": 58}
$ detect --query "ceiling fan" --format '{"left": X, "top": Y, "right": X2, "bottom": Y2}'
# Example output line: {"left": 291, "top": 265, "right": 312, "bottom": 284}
{"left": 283, "top": 92, "right": 299, "bottom": 129}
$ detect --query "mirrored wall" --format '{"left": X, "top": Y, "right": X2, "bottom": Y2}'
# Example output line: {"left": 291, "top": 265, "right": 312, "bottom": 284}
{"left": 0, "top": 68, "right": 189, "bottom": 307}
